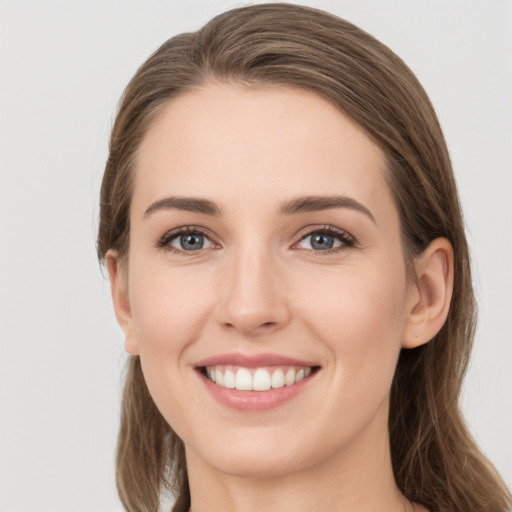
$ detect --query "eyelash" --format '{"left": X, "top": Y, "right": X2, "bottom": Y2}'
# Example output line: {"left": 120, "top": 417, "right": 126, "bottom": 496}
{"left": 157, "top": 226, "right": 214, "bottom": 255}
{"left": 157, "top": 225, "right": 356, "bottom": 255}
{"left": 295, "top": 225, "right": 356, "bottom": 254}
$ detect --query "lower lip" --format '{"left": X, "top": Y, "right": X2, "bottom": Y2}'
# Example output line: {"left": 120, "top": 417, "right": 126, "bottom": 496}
{"left": 197, "top": 370, "right": 317, "bottom": 411}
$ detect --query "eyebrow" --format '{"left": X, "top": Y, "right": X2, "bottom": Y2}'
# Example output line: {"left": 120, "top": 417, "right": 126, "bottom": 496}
{"left": 143, "top": 194, "right": 375, "bottom": 223}
{"left": 144, "top": 196, "right": 222, "bottom": 218}
{"left": 279, "top": 195, "right": 375, "bottom": 223}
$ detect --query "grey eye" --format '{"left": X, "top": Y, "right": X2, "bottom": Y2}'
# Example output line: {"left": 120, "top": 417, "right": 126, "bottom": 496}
{"left": 297, "top": 232, "right": 343, "bottom": 251}
{"left": 310, "top": 233, "right": 334, "bottom": 250}
{"left": 170, "top": 233, "right": 213, "bottom": 251}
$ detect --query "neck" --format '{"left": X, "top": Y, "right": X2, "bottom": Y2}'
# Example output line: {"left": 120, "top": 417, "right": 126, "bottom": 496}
{"left": 186, "top": 405, "right": 413, "bottom": 512}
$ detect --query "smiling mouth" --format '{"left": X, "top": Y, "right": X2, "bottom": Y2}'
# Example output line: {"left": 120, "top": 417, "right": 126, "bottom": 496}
{"left": 199, "top": 365, "right": 320, "bottom": 391}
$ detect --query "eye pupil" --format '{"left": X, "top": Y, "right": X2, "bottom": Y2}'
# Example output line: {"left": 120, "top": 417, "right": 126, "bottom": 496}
{"left": 181, "top": 234, "right": 204, "bottom": 250}
{"left": 311, "top": 233, "right": 334, "bottom": 250}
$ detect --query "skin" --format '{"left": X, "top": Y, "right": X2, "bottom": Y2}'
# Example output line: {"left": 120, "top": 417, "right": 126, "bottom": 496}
{"left": 108, "top": 83, "right": 453, "bottom": 512}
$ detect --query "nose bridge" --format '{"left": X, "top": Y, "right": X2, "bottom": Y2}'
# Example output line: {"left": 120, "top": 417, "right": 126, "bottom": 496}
{"left": 217, "top": 236, "right": 290, "bottom": 336}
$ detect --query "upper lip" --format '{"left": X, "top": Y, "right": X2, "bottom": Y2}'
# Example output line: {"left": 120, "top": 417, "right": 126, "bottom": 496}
{"left": 194, "top": 352, "right": 318, "bottom": 369}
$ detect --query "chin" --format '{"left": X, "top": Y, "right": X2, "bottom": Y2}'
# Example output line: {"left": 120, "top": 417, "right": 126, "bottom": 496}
{"left": 186, "top": 426, "right": 327, "bottom": 480}
{"left": 207, "top": 449, "right": 306, "bottom": 479}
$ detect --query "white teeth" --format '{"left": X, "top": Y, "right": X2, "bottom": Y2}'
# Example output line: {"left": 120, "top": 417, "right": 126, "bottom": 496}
{"left": 271, "top": 369, "right": 285, "bottom": 389}
{"left": 235, "top": 368, "right": 253, "bottom": 391}
{"left": 253, "top": 369, "right": 272, "bottom": 391}
{"left": 206, "top": 366, "right": 315, "bottom": 391}
{"left": 224, "top": 369, "right": 236, "bottom": 389}
{"left": 284, "top": 368, "right": 295, "bottom": 386}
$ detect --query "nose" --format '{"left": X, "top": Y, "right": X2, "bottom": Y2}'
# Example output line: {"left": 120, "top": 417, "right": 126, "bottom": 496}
{"left": 216, "top": 245, "right": 291, "bottom": 337}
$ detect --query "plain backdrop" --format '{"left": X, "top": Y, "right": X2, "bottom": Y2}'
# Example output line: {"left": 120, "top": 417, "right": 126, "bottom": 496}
{"left": 0, "top": 1, "right": 511, "bottom": 511}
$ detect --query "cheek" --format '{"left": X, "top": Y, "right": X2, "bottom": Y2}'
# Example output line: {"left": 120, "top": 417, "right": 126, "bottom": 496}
{"left": 129, "top": 263, "right": 215, "bottom": 355}
{"left": 127, "top": 263, "right": 218, "bottom": 432}
{"left": 302, "top": 258, "right": 407, "bottom": 332}
{"left": 297, "top": 260, "right": 408, "bottom": 388}
{"left": 286, "top": 262, "right": 409, "bottom": 450}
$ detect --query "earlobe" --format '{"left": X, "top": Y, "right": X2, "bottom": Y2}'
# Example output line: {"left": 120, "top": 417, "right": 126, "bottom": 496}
{"left": 105, "top": 249, "right": 140, "bottom": 356}
{"left": 402, "top": 238, "right": 454, "bottom": 349}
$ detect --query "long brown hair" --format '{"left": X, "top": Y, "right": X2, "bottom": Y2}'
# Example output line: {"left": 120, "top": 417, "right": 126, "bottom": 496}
{"left": 97, "top": 4, "right": 511, "bottom": 511}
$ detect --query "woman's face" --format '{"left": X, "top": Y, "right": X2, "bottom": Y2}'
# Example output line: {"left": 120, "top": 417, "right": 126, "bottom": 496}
{"left": 115, "top": 84, "right": 418, "bottom": 478}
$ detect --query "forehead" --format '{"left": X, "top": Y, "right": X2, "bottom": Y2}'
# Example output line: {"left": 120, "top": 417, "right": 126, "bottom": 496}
{"left": 132, "top": 83, "right": 393, "bottom": 220}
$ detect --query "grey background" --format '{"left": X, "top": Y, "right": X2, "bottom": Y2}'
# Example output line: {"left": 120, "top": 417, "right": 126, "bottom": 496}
{"left": 1, "top": 1, "right": 511, "bottom": 510}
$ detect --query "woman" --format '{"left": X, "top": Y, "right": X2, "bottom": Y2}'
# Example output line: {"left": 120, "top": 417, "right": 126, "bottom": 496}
{"left": 97, "top": 3, "right": 511, "bottom": 512}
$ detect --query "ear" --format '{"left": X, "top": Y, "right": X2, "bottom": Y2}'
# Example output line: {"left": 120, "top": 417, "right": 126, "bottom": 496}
{"left": 402, "top": 238, "right": 454, "bottom": 349}
{"left": 105, "top": 249, "right": 139, "bottom": 356}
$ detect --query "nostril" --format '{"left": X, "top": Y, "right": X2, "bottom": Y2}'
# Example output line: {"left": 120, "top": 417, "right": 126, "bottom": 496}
{"left": 222, "top": 320, "right": 278, "bottom": 333}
